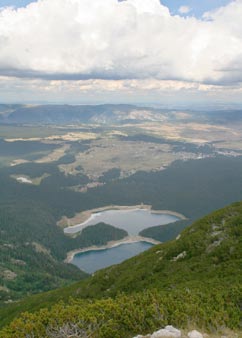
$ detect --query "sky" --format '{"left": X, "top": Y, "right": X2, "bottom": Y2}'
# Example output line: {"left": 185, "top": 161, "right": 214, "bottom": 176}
{"left": 0, "top": 0, "right": 242, "bottom": 105}
{"left": 1, "top": 0, "right": 232, "bottom": 17}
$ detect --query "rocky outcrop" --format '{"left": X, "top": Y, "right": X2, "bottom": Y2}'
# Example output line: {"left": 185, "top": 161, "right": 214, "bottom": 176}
{"left": 188, "top": 330, "right": 204, "bottom": 338}
{"left": 133, "top": 326, "right": 206, "bottom": 338}
{"left": 133, "top": 325, "right": 182, "bottom": 338}
{"left": 133, "top": 327, "right": 237, "bottom": 338}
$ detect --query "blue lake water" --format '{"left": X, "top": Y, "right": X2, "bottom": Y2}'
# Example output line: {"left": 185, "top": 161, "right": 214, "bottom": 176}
{"left": 71, "top": 241, "right": 154, "bottom": 274}
{"left": 68, "top": 208, "right": 181, "bottom": 273}
{"left": 65, "top": 208, "right": 179, "bottom": 235}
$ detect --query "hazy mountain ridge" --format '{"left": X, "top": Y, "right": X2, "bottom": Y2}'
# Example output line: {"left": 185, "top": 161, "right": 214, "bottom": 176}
{"left": 0, "top": 103, "right": 241, "bottom": 125}
{"left": 0, "top": 104, "right": 24, "bottom": 116}
{"left": 0, "top": 104, "right": 158, "bottom": 125}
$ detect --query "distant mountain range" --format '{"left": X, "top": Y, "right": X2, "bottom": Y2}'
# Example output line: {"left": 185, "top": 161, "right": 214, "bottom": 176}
{"left": 0, "top": 104, "right": 163, "bottom": 125}
{"left": 0, "top": 103, "right": 241, "bottom": 125}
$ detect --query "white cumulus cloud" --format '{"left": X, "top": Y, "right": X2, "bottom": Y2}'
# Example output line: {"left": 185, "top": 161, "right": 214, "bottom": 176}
{"left": 0, "top": 0, "right": 242, "bottom": 85}
{"left": 178, "top": 5, "right": 191, "bottom": 14}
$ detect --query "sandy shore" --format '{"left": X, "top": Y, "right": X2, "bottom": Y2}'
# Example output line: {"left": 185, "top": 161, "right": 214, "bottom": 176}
{"left": 150, "top": 209, "right": 187, "bottom": 219}
{"left": 65, "top": 235, "right": 160, "bottom": 263}
{"left": 58, "top": 204, "right": 187, "bottom": 229}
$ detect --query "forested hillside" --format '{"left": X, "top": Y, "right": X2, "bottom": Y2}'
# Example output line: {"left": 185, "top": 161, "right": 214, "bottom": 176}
{"left": 0, "top": 202, "right": 241, "bottom": 337}
{"left": 1, "top": 155, "right": 242, "bottom": 304}
{"left": 2, "top": 156, "right": 242, "bottom": 222}
{"left": 0, "top": 198, "right": 127, "bottom": 303}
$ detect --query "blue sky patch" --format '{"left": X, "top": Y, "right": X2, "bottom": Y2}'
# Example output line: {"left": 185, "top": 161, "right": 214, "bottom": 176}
{"left": 1, "top": 0, "right": 232, "bottom": 18}
{"left": 161, "top": 0, "right": 232, "bottom": 17}
{"left": 0, "top": 0, "right": 36, "bottom": 8}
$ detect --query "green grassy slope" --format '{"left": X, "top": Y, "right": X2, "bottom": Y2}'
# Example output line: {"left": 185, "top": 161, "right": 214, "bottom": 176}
{"left": 71, "top": 201, "right": 242, "bottom": 297}
{"left": 0, "top": 202, "right": 241, "bottom": 336}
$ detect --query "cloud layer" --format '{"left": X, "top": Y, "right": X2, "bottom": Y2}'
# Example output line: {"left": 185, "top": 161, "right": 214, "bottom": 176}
{"left": 178, "top": 6, "right": 191, "bottom": 14}
{"left": 0, "top": 0, "right": 242, "bottom": 85}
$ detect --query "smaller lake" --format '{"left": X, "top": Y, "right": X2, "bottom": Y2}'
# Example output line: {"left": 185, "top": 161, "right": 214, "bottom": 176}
{"left": 65, "top": 209, "right": 180, "bottom": 235}
{"left": 71, "top": 241, "right": 154, "bottom": 274}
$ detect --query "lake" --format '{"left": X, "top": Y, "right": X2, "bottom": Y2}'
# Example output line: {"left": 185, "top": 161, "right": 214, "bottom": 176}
{"left": 71, "top": 241, "right": 154, "bottom": 273}
{"left": 65, "top": 208, "right": 180, "bottom": 235}
{"left": 68, "top": 207, "right": 181, "bottom": 273}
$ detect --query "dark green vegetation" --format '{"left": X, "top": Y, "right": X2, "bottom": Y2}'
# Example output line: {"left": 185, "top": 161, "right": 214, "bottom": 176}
{"left": 77, "top": 223, "right": 128, "bottom": 247}
{"left": 0, "top": 125, "right": 67, "bottom": 139}
{"left": 140, "top": 219, "right": 190, "bottom": 242}
{"left": 3, "top": 155, "right": 241, "bottom": 222}
{"left": 0, "top": 116, "right": 242, "bottom": 325}
{"left": 119, "top": 134, "right": 215, "bottom": 154}
{"left": 0, "top": 200, "right": 128, "bottom": 303}
{"left": 84, "top": 156, "right": 242, "bottom": 220}
{"left": 0, "top": 136, "right": 91, "bottom": 168}
{"left": 0, "top": 202, "right": 85, "bottom": 303}
{"left": 99, "top": 168, "right": 121, "bottom": 183}
{"left": 0, "top": 139, "right": 61, "bottom": 167}
{"left": 1, "top": 151, "right": 242, "bottom": 303}
{"left": 0, "top": 140, "right": 59, "bottom": 158}
{"left": 0, "top": 202, "right": 241, "bottom": 337}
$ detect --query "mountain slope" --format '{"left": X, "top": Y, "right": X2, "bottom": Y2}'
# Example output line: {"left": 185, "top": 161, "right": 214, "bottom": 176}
{"left": 0, "top": 202, "right": 241, "bottom": 336}
{"left": 67, "top": 201, "right": 242, "bottom": 297}
{"left": 1, "top": 103, "right": 242, "bottom": 125}
{"left": 0, "top": 197, "right": 127, "bottom": 304}
{"left": 2, "top": 104, "right": 157, "bottom": 124}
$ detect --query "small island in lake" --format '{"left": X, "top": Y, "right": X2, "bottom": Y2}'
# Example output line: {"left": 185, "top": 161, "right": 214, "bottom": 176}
{"left": 62, "top": 205, "right": 186, "bottom": 273}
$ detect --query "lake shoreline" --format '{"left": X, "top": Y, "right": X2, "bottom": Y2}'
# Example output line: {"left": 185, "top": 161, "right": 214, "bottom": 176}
{"left": 65, "top": 235, "right": 160, "bottom": 264}
{"left": 59, "top": 204, "right": 187, "bottom": 231}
